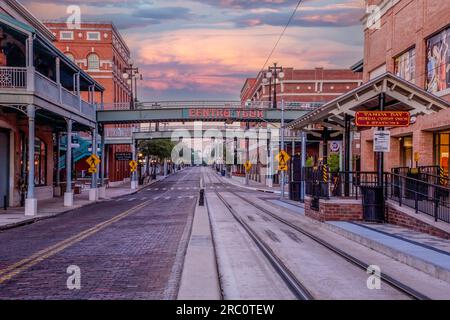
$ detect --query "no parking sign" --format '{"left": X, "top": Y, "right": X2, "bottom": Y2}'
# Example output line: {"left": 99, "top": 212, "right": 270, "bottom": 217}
{"left": 330, "top": 141, "right": 340, "bottom": 153}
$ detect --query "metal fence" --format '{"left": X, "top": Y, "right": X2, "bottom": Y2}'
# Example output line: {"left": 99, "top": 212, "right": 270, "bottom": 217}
{"left": 303, "top": 167, "right": 450, "bottom": 224}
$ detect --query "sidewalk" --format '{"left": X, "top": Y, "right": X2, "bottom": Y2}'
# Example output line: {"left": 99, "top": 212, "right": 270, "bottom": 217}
{"left": 0, "top": 175, "right": 169, "bottom": 231}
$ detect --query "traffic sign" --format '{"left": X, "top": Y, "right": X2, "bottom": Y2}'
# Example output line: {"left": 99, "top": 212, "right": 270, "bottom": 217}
{"left": 86, "top": 154, "right": 101, "bottom": 167}
{"left": 244, "top": 161, "right": 252, "bottom": 173}
{"left": 278, "top": 163, "right": 288, "bottom": 171}
{"left": 129, "top": 160, "right": 138, "bottom": 172}
{"left": 88, "top": 167, "right": 97, "bottom": 174}
{"left": 276, "top": 150, "right": 291, "bottom": 164}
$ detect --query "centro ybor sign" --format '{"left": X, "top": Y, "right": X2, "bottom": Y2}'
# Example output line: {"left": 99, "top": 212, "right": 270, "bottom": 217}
{"left": 184, "top": 108, "right": 264, "bottom": 120}
{"left": 355, "top": 111, "right": 410, "bottom": 127}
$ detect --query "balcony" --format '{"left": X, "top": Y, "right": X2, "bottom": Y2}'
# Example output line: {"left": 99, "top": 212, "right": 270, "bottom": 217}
{"left": 0, "top": 66, "right": 97, "bottom": 122}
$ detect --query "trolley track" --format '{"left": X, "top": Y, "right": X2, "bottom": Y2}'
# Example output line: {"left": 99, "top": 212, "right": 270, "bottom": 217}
{"left": 206, "top": 171, "right": 430, "bottom": 300}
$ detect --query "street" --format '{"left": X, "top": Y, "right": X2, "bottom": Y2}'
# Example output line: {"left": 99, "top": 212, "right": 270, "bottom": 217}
{"left": 0, "top": 169, "right": 199, "bottom": 300}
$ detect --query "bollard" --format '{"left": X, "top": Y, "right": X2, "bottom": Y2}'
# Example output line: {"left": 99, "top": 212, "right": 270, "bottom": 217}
{"left": 199, "top": 189, "right": 205, "bottom": 206}
{"left": 3, "top": 195, "right": 7, "bottom": 210}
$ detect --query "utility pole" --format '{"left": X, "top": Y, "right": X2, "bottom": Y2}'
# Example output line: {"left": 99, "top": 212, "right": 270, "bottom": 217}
{"left": 280, "top": 99, "right": 285, "bottom": 200}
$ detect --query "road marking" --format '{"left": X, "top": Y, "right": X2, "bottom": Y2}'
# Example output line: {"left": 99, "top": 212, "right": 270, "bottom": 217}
{"left": 115, "top": 198, "right": 124, "bottom": 202}
{"left": 153, "top": 196, "right": 160, "bottom": 200}
{"left": 141, "top": 197, "right": 147, "bottom": 200}
{"left": 165, "top": 196, "right": 171, "bottom": 200}
{"left": 0, "top": 200, "right": 153, "bottom": 285}
{"left": 128, "top": 198, "right": 136, "bottom": 202}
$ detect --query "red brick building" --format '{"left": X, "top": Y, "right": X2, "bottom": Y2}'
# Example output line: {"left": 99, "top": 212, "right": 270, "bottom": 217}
{"left": 360, "top": 0, "right": 450, "bottom": 173}
{"left": 44, "top": 21, "right": 134, "bottom": 183}
{"left": 241, "top": 67, "right": 363, "bottom": 107}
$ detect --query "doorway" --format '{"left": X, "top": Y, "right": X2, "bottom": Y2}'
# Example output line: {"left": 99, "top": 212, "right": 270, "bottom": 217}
{"left": 401, "top": 136, "right": 413, "bottom": 168}
{"left": 0, "top": 129, "right": 9, "bottom": 208}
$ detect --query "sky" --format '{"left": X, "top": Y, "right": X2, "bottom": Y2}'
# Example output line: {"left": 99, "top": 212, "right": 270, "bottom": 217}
{"left": 22, "top": 0, "right": 366, "bottom": 101}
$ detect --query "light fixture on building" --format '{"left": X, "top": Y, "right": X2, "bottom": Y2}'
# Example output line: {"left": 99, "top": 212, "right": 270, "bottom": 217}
{"left": 410, "top": 116, "right": 417, "bottom": 124}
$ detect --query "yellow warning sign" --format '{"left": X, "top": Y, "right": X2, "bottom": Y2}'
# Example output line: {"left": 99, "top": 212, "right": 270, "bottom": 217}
{"left": 129, "top": 160, "right": 138, "bottom": 173}
{"left": 244, "top": 161, "right": 252, "bottom": 173}
{"left": 86, "top": 154, "right": 100, "bottom": 167}
{"left": 277, "top": 150, "right": 290, "bottom": 171}
{"left": 88, "top": 167, "right": 97, "bottom": 174}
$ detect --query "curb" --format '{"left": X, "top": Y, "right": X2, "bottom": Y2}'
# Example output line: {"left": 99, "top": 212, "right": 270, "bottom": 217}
{"left": 323, "top": 221, "right": 450, "bottom": 284}
{"left": 0, "top": 173, "right": 176, "bottom": 232}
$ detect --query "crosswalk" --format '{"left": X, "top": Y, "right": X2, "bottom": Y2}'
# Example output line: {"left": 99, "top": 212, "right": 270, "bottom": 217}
{"left": 115, "top": 195, "right": 195, "bottom": 202}
{"left": 145, "top": 186, "right": 229, "bottom": 191}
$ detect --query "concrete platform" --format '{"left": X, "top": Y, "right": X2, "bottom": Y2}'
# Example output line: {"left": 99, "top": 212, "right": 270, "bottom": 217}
{"left": 325, "top": 221, "right": 450, "bottom": 283}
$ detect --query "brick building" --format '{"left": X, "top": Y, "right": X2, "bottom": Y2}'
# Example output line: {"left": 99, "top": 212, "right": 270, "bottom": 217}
{"left": 360, "top": 0, "right": 450, "bottom": 173}
{"left": 44, "top": 21, "right": 134, "bottom": 183}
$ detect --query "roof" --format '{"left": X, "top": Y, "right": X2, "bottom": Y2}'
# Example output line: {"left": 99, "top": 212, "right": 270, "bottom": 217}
{"left": 288, "top": 72, "right": 450, "bottom": 130}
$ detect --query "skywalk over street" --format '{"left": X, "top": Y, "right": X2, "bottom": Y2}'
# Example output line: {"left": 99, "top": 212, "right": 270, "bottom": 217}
{"left": 0, "top": 0, "right": 450, "bottom": 316}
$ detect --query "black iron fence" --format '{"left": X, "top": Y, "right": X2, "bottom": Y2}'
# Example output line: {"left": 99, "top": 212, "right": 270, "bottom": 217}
{"left": 303, "top": 166, "right": 450, "bottom": 224}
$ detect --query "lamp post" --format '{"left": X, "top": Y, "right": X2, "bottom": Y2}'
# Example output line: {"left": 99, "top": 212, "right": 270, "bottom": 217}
{"left": 263, "top": 63, "right": 284, "bottom": 109}
{"left": 122, "top": 59, "right": 143, "bottom": 110}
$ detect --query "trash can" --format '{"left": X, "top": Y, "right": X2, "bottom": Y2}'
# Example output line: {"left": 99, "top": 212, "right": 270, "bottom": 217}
{"left": 360, "top": 186, "right": 385, "bottom": 222}
{"left": 289, "top": 182, "right": 301, "bottom": 201}
{"left": 221, "top": 170, "right": 226, "bottom": 177}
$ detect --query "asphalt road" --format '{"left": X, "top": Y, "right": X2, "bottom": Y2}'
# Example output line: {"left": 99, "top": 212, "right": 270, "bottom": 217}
{"left": 0, "top": 168, "right": 200, "bottom": 300}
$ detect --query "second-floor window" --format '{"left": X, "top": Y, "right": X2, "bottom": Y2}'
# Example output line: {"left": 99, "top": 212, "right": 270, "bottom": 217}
{"left": 60, "top": 31, "right": 73, "bottom": 40}
{"left": 87, "top": 32, "right": 100, "bottom": 41}
{"left": 394, "top": 47, "right": 416, "bottom": 84}
{"left": 65, "top": 53, "right": 75, "bottom": 62}
{"left": 426, "top": 27, "right": 450, "bottom": 94}
{"left": 87, "top": 53, "right": 100, "bottom": 70}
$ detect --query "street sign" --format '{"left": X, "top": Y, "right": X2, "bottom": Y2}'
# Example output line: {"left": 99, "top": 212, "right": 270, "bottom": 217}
{"left": 129, "top": 160, "right": 138, "bottom": 172}
{"left": 373, "top": 131, "right": 391, "bottom": 152}
{"left": 88, "top": 167, "right": 97, "bottom": 174}
{"left": 86, "top": 154, "right": 100, "bottom": 167}
{"left": 277, "top": 150, "right": 290, "bottom": 172}
{"left": 115, "top": 152, "right": 133, "bottom": 161}
{"left": 244, "top": 161, "right": 252, "bottom": 173}
{"left": 355, "top": 111, "right": 410, "bottom": 127}
{"left": 330, "top": 141, "right": 340, "bottom": 153}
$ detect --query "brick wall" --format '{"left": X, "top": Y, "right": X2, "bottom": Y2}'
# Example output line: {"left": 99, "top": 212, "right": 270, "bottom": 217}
{"left": 304, "top": 197, "right": 363, "bottom": 222}
{"left": 386, "top": 202, "right": 450, "bottom": 240}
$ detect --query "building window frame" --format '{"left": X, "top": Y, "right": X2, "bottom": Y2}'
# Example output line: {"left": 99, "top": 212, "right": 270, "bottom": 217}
{"left": 394, "top": 46, "right": 416, "bottom": 84}
{"left": 87, "top": 32, "right": 101, "bottom": 41}
{"left": 426, "top": 26, "right": 450, "bottom": 95}
{"left": 60, "top": 31, "right": 74, "bottom": 40}
{"left": 87, "top": 53, "right": 100, "bottom": 70}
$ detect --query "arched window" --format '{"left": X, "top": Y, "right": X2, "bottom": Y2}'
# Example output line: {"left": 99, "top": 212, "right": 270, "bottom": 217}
{"left": 87, "top": 53, "right": 100, "bottom": 70}
{"left": 65, "top": 52, "right": 75, "bottom": 62}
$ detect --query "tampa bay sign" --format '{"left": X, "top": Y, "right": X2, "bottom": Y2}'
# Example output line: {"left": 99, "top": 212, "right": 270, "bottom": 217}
{"left": 183, "top": 108, "right": 265, "bottom": 120}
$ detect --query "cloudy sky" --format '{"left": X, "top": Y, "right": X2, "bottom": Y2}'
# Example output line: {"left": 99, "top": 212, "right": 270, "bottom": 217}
{"left": 22, "top": 0, "right": 366, "bottom": 101}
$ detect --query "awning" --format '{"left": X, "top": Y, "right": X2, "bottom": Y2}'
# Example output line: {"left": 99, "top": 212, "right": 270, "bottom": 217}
{"left": 288, "top": 72, "right": 450, "bottom": 130}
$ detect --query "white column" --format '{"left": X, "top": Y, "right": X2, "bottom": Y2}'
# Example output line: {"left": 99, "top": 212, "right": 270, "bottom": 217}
{"left": 25, "top": 105, "right": 37, "bottom": 216}
{"left": 99, "top": 127, "right": 106, "bottom": 199}
{"left": 55, "top": 132, "right": 62, "bottom": 197}
{"left": 89, "top": 126, "right": 99, "bottom": 201}
{"left": 26, "top": 35, "right": 35, "bottom": 92}
{"left": 64, "top": 119, "right": 74, "bottom": 207}
{"left": 131, "top": 138, "right": 138, "bottom": 190}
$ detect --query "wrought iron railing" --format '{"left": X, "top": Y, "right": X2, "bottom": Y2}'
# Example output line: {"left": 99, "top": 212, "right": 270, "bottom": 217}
{"left": 0, "top": 67, "right": 27, "bottom": 88}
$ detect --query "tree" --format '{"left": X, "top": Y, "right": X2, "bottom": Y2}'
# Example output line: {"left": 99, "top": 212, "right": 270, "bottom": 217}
{"left": 139, "top": 139, "right": 175, "bottom": 160}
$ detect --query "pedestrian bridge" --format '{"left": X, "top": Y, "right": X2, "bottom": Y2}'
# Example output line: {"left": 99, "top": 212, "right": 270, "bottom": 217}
{"left": 97, "top": 101, "right": 318, "bottom": 124}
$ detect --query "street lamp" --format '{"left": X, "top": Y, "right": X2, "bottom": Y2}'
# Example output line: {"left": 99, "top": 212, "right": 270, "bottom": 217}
{"left": 264, "top": 63, "right": 284, "bottom": 109}
{"left": 122, "top": 59, "right": 143, "bottom": 110}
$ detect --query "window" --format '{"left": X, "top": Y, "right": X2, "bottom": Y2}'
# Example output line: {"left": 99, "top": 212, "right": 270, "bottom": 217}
{"left": 60, "top": 31, "right": 73, "bottom": 40}
{"left": 65, "top": 52, "right": 75, "bottom": 62}
{"left": 435, "top": 132, "right": 450, "bottom": 177}
{"left": 87, "top": 32, "right": 100, "bottom": 41}
{"left": 34, "top": 138, "right": 47, "bottom": 186}
{"left": 87, "top": 53, "right": 100, "bottom": 70}
{"left": 426, "top": 27, "right": 450, "bottom": 94}
{"left": 394, "top": 48, "right": 416, "bottom": 84}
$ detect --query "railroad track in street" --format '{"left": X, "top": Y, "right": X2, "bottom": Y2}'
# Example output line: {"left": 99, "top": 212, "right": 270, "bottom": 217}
{"left": 205, "top": 171, "right": 430, "bottom": 300}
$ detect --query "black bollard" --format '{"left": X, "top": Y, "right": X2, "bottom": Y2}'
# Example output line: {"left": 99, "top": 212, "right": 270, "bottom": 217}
{"left": 199, "top": 189, "right": 205, "bottom": 206}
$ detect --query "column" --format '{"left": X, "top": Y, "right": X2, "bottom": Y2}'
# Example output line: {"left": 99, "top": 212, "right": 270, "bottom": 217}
{"left": 300, "top": 131, "right": 307, "bottom": 202}
{"left": 55, "top": 131, "right": 62, "bottom": 197}
{"left": 26, "top": 35, "right": 35, "bottom": 92}
{"left": 89, "top": 126, "right": 99, "bottom": 201}
{"left": 25, "top": 105, "right": 37, "bottom": 216}
{"left": 344, "top": 114, "right": 351, "bottom": 197}
{"left": 131, "top": 139, "right": 138, "bottom": 190}
{"left": 64, "top": 119, "right": 74, "bottom": 207}
{"left": 99, "top": 127, "right": 106, "bottom": 199}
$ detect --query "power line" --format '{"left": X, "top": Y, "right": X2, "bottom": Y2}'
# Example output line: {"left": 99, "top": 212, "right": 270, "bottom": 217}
{"left": 246, "top": 0, "right": 305, "bottom": 100}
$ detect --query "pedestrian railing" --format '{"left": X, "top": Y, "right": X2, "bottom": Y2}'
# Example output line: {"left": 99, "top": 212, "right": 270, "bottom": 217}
{"left": 0, "top": 66, "right": 27, "bottom": 88}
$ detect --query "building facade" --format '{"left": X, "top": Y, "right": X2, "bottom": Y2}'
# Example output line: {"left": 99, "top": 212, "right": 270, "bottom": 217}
{"left": 360, "top": 0, "right": 450, "bottom": 174}
{"left": 0, "top": 0, "right": 104, "bottom": 214}
{"left": 44, "top": 21, "right": 134, "bottom": 183}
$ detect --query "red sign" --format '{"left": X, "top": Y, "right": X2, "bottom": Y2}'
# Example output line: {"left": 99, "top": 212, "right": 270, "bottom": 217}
{"left": 355, "top": 111, "right": 410, "bottom": 127}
